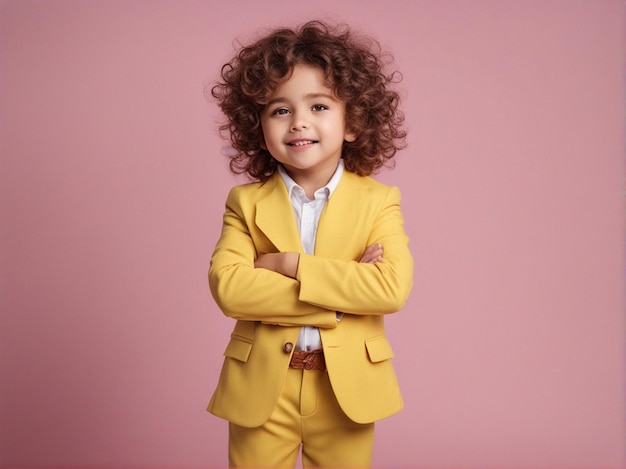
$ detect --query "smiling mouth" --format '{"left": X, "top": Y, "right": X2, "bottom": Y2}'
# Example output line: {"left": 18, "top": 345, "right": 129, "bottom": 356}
{"left": 288, "top": 140, "right": 318, "bottom": 147}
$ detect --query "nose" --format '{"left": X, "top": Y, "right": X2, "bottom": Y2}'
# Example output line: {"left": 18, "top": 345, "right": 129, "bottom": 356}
{"left": 290, "top": 111, "right": 309, "bottom": 131}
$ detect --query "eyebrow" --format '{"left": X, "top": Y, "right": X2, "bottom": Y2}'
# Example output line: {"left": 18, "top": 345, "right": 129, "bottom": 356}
{"left": 265, "top": 92, "right": 338, "bottom": 107}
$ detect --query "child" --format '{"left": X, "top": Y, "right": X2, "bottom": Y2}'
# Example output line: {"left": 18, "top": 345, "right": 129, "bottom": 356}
{"left": 207, "top": 20, "right": 414, "bottom": 468}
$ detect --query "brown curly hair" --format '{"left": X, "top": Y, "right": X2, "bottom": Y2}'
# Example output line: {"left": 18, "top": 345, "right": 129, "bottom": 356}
{"left": 211, "top": 20, "right": 406, "bottom": 180}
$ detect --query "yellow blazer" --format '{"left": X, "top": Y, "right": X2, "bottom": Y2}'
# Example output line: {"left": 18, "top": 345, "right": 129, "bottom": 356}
{"left": 207, "top": 169, "right": 414, "bottom": 427}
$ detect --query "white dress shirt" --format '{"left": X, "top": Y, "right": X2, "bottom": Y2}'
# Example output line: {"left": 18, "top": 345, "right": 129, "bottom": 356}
{"left": 277, "top": 160, "right": 344, "bottom": 352}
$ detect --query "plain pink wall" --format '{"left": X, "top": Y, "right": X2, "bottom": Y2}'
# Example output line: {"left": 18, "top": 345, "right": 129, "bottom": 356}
{"left": 0, "top": 0, "right": 623, "bottom": 468}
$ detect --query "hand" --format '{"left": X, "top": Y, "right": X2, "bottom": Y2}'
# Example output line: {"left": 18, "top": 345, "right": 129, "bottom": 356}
{"left": 359, "top": 243, "right": 383, "bottom": 264}
{"left": 254, "top": 252, "right": 300, "bottom": 278}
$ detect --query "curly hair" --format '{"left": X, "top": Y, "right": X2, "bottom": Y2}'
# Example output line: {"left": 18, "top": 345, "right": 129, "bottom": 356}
{"left": 211, "top": 20, "right": 406, "bottom": 180}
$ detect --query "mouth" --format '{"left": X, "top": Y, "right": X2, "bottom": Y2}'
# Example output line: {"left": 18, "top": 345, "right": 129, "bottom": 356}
{"left": 287, "top": 139, "right": 318, "bottom": 147}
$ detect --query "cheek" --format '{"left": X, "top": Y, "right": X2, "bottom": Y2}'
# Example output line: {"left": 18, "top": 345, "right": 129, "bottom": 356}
{"left": 262, "top": 126, "right": 278, "bottom": 145}
{"left": 261, "top": 127, "right": 285, "bottom": 153}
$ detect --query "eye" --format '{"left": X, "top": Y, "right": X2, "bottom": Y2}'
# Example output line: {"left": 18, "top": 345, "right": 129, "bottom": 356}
{"left": 311, "top": 104, "right": 328, "bottom": 112}
{"left": 271, "top": 107, "right": 290, "bottom": 116}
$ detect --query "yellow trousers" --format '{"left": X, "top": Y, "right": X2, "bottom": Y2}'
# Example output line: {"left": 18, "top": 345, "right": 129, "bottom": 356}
{"left": 228, "top": 367, "right": 375, "bottom": 468}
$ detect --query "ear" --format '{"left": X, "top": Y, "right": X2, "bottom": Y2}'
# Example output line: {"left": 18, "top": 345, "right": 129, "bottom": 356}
{"left": 344, "top": 130, "right": 357, "bottom": 143}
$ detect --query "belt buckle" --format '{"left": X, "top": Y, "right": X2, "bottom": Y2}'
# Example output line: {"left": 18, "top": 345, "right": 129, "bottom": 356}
{"left": 303, "top": 355, "right": 315, "bottom": 370}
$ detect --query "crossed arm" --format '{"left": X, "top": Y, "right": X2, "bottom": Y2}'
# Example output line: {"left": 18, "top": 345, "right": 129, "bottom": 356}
{"left": 254, "top": 243, "right": 384, "bottom": 278}
{"left": 209, "top": 185, "right": 413, "bottom": 326}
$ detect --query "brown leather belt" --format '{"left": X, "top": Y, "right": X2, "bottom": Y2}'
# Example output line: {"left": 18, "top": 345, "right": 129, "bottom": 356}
{"left": 289, "top": 349, "right": 326, "bottom": 371}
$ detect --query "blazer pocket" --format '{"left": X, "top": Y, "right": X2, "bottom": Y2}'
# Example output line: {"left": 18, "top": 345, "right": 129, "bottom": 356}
{"left": 223, "top": 334, "right": 253, "bottom": 363}
{"left": 365, "top": 335, "right": 395, "bottom": 363}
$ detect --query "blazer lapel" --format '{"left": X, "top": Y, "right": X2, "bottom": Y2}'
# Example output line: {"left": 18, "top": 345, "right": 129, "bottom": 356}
{"left": 315, "top": 172, "right": 363, "bottom": 259}
{"left": 255, "top": 174, "right": 303, "bottom": 253}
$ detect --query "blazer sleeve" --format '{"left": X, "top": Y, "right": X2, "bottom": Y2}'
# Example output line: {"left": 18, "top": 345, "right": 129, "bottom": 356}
{"left": 297, "top": 186, "right": 414, "bottom": 315}
{"left": 208, "top": 186, "right": 338, "bottom": 328}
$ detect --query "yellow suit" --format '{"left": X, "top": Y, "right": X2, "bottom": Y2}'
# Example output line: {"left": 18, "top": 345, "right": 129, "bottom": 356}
{"left": 208, "top": 169, "right": 413, "bottom": 427}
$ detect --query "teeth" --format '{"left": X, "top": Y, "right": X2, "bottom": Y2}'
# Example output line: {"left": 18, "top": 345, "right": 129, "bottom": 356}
{"left": 290, "top": 140, "right": 315, "bottom": 146}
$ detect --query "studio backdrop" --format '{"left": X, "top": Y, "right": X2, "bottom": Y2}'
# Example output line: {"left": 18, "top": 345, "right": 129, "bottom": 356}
{"left": 0, "top": 1, "right": 623, "bottom": 468}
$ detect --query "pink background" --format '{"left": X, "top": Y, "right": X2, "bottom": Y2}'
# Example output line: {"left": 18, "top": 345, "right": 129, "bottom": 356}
{"left": 0, "top": 0, "right": 623, "bottom": 468}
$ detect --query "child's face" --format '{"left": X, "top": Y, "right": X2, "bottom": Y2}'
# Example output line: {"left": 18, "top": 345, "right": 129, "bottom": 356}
{"left": 260, "top": 64, "right": 355, "bottom": 187}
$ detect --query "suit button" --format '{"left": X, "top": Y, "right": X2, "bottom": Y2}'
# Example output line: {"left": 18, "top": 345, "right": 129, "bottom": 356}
{"left": 282, "top": 342, "right": 293, "bottom": 354}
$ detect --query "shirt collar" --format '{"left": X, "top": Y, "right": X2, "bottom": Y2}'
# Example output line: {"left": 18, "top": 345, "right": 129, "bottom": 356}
{"left": 278, "top": 159, "right": 344, "bottom": 199}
